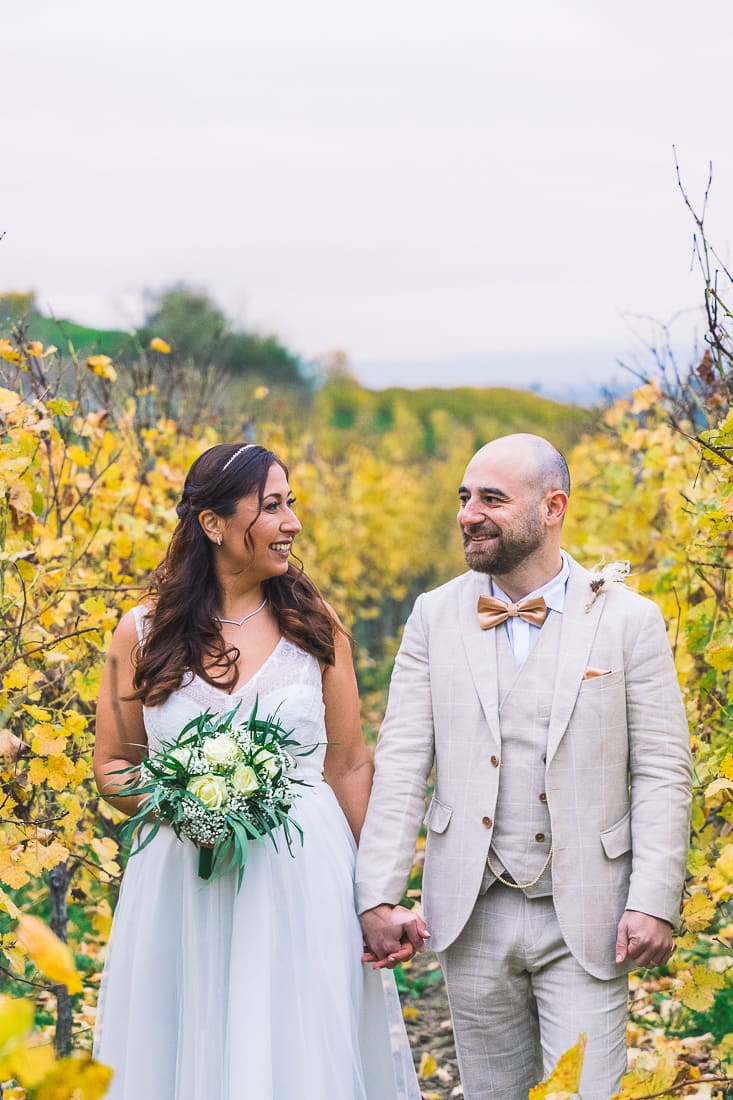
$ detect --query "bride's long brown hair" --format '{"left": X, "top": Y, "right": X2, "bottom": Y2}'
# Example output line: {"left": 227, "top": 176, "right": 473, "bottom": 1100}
{"left": 132, "top": 443, "right": 337, "bottom": 706}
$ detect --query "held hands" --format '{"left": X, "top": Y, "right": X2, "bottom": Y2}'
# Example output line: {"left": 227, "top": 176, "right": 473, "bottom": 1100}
{"left": 615, "top": 909, "right": 675, "bottom": 968}
{"left": 360, "top": 904, "right": 431, "bottom": 970}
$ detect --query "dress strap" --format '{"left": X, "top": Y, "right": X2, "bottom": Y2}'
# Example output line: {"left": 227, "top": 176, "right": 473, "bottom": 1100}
{"left": 130, "top": 604, "right": 152, "bottom": 646}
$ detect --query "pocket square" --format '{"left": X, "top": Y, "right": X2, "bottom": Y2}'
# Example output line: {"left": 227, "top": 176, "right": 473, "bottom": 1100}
{"left": 583, "top": 667, "right": 612, "bottom": 679}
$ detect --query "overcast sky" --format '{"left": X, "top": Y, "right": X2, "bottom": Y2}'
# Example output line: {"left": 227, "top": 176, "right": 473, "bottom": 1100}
{"left": 3, "top": 0, "right": 732, "bottom": 390}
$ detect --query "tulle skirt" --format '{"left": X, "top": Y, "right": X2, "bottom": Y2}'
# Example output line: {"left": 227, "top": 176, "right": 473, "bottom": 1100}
{"left": 94, "top": 781, "right": 419, "bottom": 1099}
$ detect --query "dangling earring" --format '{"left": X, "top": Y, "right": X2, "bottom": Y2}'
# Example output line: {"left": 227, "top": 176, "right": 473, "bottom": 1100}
{"left": 215, "top": 534, "right": 222, "bottom": 546}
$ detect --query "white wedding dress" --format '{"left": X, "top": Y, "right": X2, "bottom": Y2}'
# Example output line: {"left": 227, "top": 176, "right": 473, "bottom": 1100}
{"left": 94, "top": 610, "right": 420, "bottom": 1100}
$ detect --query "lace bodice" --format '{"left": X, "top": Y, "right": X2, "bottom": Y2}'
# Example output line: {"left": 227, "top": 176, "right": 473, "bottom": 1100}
{"left": 132, "top": 609, "right": 328, "bottom": 782}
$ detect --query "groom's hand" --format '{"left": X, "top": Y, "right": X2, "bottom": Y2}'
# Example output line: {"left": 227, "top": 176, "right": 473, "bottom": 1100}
{"left": 615, "top": 909, "right": 675, "bottom": 968}
{"left": 360, "top": 904, "right": 430, "bottom": 970}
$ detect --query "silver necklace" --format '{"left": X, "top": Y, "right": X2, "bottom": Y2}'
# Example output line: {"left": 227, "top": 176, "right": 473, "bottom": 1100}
{"left": 215, "top": 596, "right": 268, "bottom": 627}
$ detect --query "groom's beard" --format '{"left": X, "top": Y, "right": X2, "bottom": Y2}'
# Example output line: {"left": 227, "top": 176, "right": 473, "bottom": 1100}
{"left": 462, "top": 513, "right": 545, "bottom": 575}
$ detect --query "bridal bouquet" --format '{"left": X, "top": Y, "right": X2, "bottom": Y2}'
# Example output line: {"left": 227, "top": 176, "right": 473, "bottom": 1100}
{"left": 118, "top": 700, "right": 311, "bottom": 888}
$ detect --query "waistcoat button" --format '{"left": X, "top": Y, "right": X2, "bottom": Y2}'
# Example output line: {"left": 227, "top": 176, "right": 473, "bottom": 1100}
{"left": 535, "top": 832, "right": 546, "bottom": 842}
{"left": 539, "top": 792, "right": 547, "bottom": 803}
{"left": 481, "top": 816, "right": 493, "bottom": 828}
{"left": 490, "top": 755, "right": 499, "bottom": 767}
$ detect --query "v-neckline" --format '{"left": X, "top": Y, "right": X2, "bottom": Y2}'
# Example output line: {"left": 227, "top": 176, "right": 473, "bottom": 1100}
{"left": 197, "top": 636, "right": 285, "bottom": 697}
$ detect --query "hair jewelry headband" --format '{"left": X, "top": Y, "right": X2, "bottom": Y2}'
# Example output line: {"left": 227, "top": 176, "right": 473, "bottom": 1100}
{"left": 222, "top": 444, "right": 257, "bottom": 471}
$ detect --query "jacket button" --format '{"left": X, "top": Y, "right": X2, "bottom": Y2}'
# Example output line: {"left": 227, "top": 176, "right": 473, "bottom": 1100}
{"left": 482, "top": 816, "right": 493, "bottom": 828}
{"left": 535, "top": 832, "right": 546, "bottom": 842}
{"left": 539, "top": 792, "right": 547, "bottom": 803}
{"left": 490, "top": 755, "right": 499, "bottom": 767}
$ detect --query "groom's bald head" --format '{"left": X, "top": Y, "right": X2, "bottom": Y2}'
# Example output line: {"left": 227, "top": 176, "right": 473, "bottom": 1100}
{"left": 469, "top": 434, "right": 570, "bottom": 500}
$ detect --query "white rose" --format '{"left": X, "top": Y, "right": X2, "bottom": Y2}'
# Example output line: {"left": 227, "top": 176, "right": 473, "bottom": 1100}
{"left": 188, "top": 773, "right": 228, "bottom": 811}
{"left": 202, "top": 734, "right": 241, "bottom": 769}
{"left": 253, "top": 748, "right": 281, "bottom": 779}
{"left": 231, "top": 764, "right": 259, "bottom": 797}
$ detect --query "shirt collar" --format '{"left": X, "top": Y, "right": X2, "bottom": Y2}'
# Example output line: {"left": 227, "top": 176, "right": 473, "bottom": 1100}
{"left": 491, "top": 551, "right": 570, "bottom": 614}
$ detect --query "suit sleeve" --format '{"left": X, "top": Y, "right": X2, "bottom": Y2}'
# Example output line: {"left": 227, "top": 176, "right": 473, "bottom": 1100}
{"left": 624, "top": 600, "right": 693, "bottom": 927}
{"left": 355, "top": 594, "right": 436, "bottom": 913}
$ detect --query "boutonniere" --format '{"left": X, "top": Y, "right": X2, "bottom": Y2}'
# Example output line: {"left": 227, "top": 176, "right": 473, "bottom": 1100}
{"left": 586, "top": 560, "right": 631, "bottom": 611}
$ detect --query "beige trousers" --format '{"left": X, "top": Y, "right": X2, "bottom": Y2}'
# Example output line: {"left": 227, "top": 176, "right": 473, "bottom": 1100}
{"left": 438, "top": 885, "right": 628, "bottom": 1100}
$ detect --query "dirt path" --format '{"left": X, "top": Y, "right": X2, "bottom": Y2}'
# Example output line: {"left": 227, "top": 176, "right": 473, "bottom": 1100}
{"left": 397, "top": 952, "right": 462, "bottom": 1099}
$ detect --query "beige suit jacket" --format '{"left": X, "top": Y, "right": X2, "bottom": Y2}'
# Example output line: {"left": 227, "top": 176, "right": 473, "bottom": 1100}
{"left": 355, "top": 557, "right": 693, "bottom": 980}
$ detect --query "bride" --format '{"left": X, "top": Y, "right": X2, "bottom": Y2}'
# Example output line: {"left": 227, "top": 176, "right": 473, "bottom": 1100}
{"left": 93, "top": 441, "right": 421, "bottom": 1099}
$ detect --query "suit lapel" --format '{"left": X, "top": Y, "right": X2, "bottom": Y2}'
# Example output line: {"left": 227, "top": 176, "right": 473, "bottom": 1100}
{"left": 546, "top": 556, "right": 606, "bottom": 764}
{"left": 459, "top": 572, "right": 501, "bottom": 744}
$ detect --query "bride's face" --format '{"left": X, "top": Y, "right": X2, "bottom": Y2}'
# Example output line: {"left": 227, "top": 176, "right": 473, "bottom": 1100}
{"left": 220, "top": 463, "right": 301, "bottom": 580}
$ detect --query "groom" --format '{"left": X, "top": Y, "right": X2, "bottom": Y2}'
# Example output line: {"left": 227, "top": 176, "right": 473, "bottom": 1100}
{"left": 356, "top": 434, "right": 692, "bottom": 1100}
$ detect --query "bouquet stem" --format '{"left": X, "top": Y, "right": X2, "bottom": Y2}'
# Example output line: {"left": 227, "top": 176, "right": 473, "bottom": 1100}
{"left": 198, "top": 845, "right": 214, "bottom": 880}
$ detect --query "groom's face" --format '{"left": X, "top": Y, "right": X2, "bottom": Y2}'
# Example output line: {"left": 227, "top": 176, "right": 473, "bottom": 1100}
{"left": 457, "top": 447, "right": 547, "bottom": 576}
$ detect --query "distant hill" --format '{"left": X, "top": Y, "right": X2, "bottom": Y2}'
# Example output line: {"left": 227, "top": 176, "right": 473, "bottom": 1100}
{"left": 316, "top": 381, "right": 594, "bottom": 457}
{"left": 353, "top": 348, "right": 629, "bottom": 405}
{"left": 0, "top": 289, "right": 305, "bottom": 388}
{"left": 10, "top": 313, "right": 137, "bottom": 359}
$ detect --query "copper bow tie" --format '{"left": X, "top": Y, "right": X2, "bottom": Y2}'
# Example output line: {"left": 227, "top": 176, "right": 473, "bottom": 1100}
{"left": 477, "top": 594, "right": 548, "bottom": 630}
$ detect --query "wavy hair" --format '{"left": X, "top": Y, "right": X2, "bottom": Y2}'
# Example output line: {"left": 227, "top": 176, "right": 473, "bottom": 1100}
{"left": 132, "top": 442, "right": 337, "bottom": 706}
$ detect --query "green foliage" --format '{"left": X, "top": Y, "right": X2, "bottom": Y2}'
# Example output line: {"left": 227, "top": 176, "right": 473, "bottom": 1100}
{"left": 393, "top": 961, "right": 444, "bottom": 998}
{"left": 0, "top": 306, "right": 135, "bottom": 359}
{"left": 139, "top": 283, "right": 306, "bottom": 387}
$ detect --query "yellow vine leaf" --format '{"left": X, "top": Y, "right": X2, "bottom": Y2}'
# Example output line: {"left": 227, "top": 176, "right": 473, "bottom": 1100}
{"left": 529, "top": 1034, "right": 587, "bottom": 1099}
{"left": 46, "top": 396, "right": 76, "bottom": 415}
{"left": 148, "top": 336, "right": 171, "bottom": 353}
{"left": 402, "top": 1004, "right": 419, "bottom": 1020}
{"left": 34, "top": 1053, "right": 113, "bottom": 1099}
{"left": 714, "top": 843, "right": 733, "bottom": 883}
{"left": 0, "top": 887, "right": 21, "bottom": 919}
{"left": 0, "top": 847, "right": 31, "bottom": 890}
{"left": 112, "top": 531, "right": 133, "bottom": 558}
{"left": 0, "top": 994, "right": 34, "bottom": 1062}
{"left": 0, "top": 383, "right": 23, "bottom": 410}
{"left": 62, "top": 711, "right": 88, "bottom": 736}
{"left": 418, "top": 1052, "right": 438, "bottom": 1078}
{"left": 681, "top": 892, "right": 717, "bottom": 932}
{"left": 2, "top": 1035, "right": 56, "bottom": 1088}
{"left": 0, "top": 339, "right": 21, "bottom": 364}
{"left": 677, "top": 964, "right": 726, "bottom": 1012}
{"left": 71, "top": 757, "right": 92, "bottom": 785}
{"left": 71, "top": 666, "right": 103, "bottom": 702}
{"left": 720, "top": 753, "right": 733, "bottom": 781}
{"left": 28, "top": 754, "right": 76, "bottom": 790}
{"left": 705, "top": 776, "right": 733, "bottom": 799}
{"left": 67, "top": 443, "right": 91, "bottom": 467}
{"left": 23, "top": 704, "right": 52, "bottom": 722}
{"left": 85, "top": 354, "right": 117, "bottom": 381}
{"left": 15, "top": 915, "right": 83, "bottom": 994}
{"left": 609, "top": 1048, "right": 678, "bottom": 1099}
{"left": 703, "top": 640, "right": 732, "bottom": 672}
{"left": 4, "top": 944, "right": 27, "bottom": 975}
{"left": 686, "top": 848, "right": 710, "bottom": 877}
{"left": 90, "top": 901, "right": 113, "bottom": 939}
{"left": 91, "top": 837, "right": 120, "bottom": 877}
{"left": 31, "top": 724, "right": 68, "bottom": 757}
{"left": 35, "top": 841, "right": 71, "bottom": 873}
{"left": 3, "top": 664, "right": 35, "bottom": 692}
